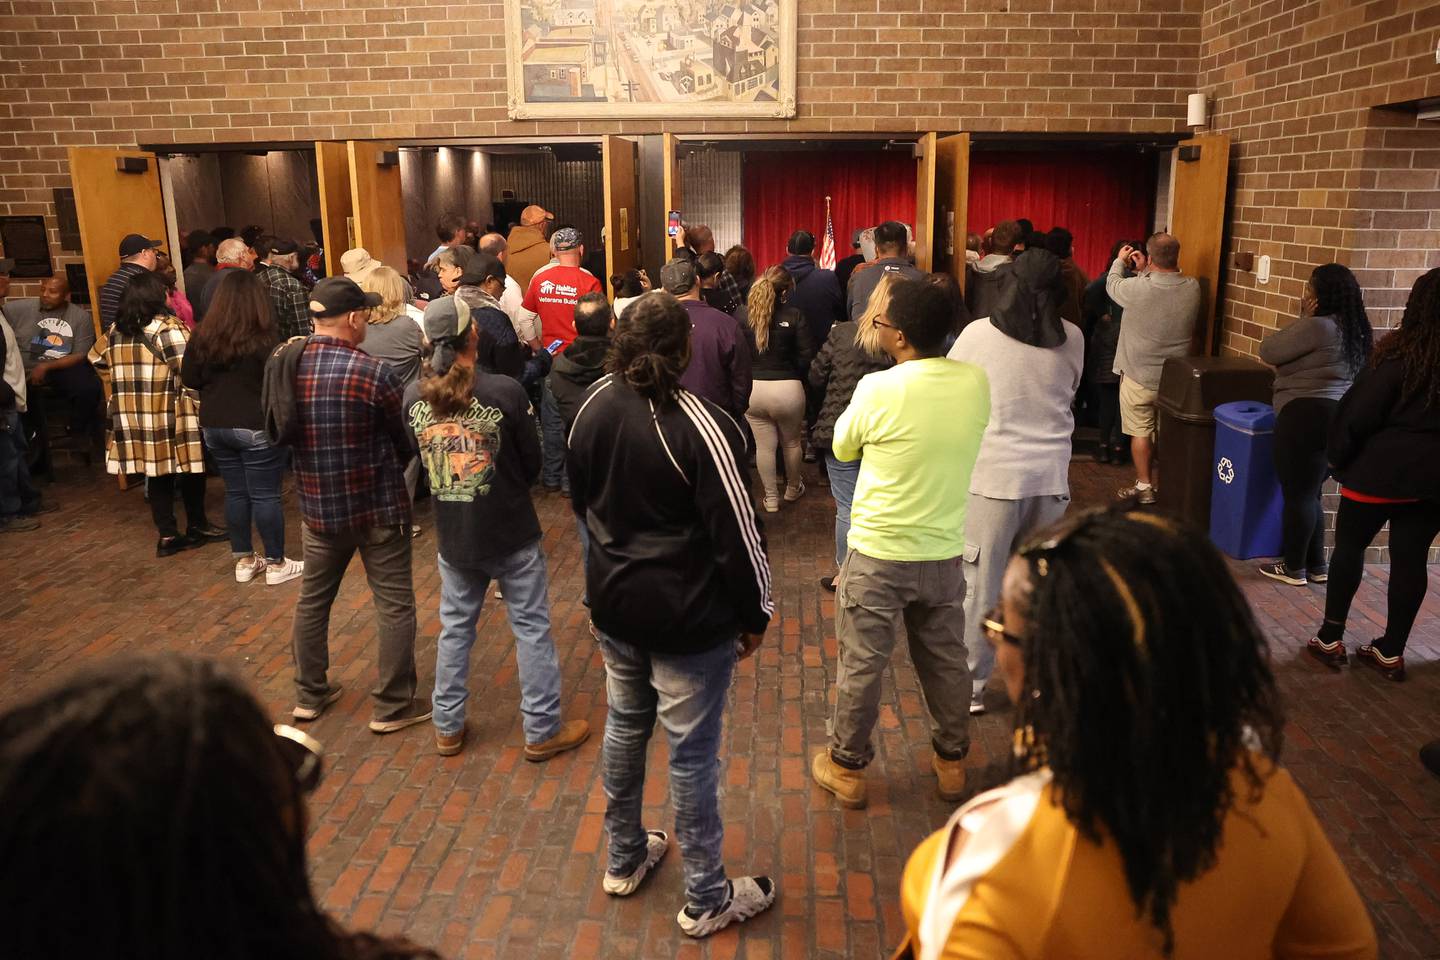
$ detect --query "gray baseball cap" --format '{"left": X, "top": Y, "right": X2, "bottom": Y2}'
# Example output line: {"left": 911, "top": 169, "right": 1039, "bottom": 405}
{"left": 422, "top": 295, "right": 473, "bottom": 344}
{"left": 659, "top": 258, "right": 698, "bottom": 295}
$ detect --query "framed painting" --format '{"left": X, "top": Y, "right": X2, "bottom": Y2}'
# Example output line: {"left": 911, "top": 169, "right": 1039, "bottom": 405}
{"left": 504, "top": 0, "right": 797, "bottom": 120}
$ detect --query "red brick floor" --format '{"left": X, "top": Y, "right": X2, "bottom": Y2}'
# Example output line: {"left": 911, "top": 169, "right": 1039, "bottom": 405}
{"left": 3, "top": 456, "right": 1439, "bottom": 958}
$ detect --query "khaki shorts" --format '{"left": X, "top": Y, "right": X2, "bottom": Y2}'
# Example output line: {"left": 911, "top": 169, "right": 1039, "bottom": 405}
{"left": 1119, "top": 376, "right": 1159, "bottom": 438}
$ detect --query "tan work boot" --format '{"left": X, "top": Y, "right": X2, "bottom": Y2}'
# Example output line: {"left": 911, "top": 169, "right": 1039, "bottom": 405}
{"left": 932, "top": 754, "right": 967, "bottom": 802}
{"left": 436, "top": 727, "right": 465, "bottom": 757}
{"left": 524, "top": 719, "right": 591, "bottom": 762}
{"left": 811, "top": 750, "right": 867, "bottom": 808}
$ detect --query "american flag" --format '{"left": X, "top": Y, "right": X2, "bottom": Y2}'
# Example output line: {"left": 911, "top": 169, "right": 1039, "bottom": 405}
{"left": 819, "top": 196, "right": 836, "bottom": 271}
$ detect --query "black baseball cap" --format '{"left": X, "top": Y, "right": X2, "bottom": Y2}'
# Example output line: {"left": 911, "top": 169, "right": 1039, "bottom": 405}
{"left": 264, "top": 238, "right": 299, "bottom": 256}
{"left": 118, "top": 234, "right": 163, "bottom": 257}
{"left": 459, "top": 252, "right": 506, "bottom": 287}
{"left": 309, "top": 276, "right": 382, "bottom": 319}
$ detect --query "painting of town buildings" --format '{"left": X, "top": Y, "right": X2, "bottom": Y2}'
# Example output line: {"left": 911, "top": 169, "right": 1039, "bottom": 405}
{"left": 504, "top": 0, "right": 797, "bottom": 119}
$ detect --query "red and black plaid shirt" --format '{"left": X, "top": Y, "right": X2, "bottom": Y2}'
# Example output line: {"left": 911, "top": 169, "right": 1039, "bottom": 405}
{"left": 292, "top": 336, "right": 411, "bottom": 533}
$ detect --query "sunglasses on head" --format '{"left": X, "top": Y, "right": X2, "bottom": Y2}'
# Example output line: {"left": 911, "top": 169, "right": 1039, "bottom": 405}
{"left": 273, "top": 724, "right": 324, "bottom": 794}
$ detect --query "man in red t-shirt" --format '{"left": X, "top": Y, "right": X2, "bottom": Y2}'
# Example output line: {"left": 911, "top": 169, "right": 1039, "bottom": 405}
{"left": 521, "top": 227, "right": 602, "bottom": 493}
{"left": 519, "top": 227, "right": 602, "bottom": 353}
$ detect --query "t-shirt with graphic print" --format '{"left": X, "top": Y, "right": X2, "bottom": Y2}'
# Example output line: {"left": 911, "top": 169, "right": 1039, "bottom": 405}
{"left": 3, "top": 301, "right": 95, "bottom": 370}
{"left": 520, "top": 263, "right": 602, "bottom": 349}
{"left": 402, "top": 369, "right": 542, "bottom": 566}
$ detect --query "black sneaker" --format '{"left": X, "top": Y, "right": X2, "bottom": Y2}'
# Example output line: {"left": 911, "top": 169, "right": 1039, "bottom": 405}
{"left": 1258, "top": 562, "right": 1306, "bottom": 586}
{"left": 1307, "top": 565, "right": 1329, "bottom": 584}
{"left": 819, "top": 576, "right": 836, "bottom": 593}
{"left": 677, "top": 877, "right": 776, "bottom": 938}
{"left": 0, "top": 515, "right": 41, "bottom": 533}
{"left": 369, "top": 699, "right": 434, "bottom": 734}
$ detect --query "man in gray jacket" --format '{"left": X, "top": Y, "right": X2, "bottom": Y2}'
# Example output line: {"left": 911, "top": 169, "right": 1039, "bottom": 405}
{"left": 1107, "top": 233, "right": 1200, "bottom": 504}
{"left": 846, "top": 221, "right": 922, "bottom": 321}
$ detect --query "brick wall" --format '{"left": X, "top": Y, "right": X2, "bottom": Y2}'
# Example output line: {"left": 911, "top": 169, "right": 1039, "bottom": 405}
{"left": 1, "top": 0, "right": 1203, "bottom": 284}
{"left": 1202, "top": 0, "right": 1440, "bottom": 357}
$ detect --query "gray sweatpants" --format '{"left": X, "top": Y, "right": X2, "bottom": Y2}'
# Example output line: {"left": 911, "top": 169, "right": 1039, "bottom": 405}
{"left": 829, "top": 549, "right": 970, "bottom": 767}
{"left": 962, "top": 493, "right": 1071, "bottom": 696}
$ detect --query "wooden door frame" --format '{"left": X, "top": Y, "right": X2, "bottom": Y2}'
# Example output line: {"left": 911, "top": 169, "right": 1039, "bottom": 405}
{"left": 603, "top": 135, "right": 640, "bottom": 287}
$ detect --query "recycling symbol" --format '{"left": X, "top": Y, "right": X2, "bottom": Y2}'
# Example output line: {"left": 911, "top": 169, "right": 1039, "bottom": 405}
{"left": 1217, "top": 457, "right": 1236, "bottom": 485}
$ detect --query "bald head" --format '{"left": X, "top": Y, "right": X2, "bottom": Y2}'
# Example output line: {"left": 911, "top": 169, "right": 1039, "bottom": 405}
{"left": 686, "top": 224, "right": 715, "bottom": 254}
{"left": 478, "top": 233, "right": 507, "bottom": 261}
{"left": 1146, "top": 232, "right": 1181, "bottom": 271}
{"left": 40, "top": 276, "right": 70, "bottom": 310}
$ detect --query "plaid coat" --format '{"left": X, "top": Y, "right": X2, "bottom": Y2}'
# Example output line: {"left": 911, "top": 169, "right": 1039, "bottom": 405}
{"left": 89, "top": 314, "right": 204, "bottom": 476}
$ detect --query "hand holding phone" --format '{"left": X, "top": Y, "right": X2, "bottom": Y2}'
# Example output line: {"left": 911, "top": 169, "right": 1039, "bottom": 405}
{"left": 546, "top": 338, "right": 565, "bottom": 355}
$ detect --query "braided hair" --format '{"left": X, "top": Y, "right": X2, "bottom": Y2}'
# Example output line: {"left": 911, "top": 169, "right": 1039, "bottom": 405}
{"left": 1308, "top": 263, "right": 1372, "bottom": 374}
{"left": 1004, "top": 508, "right": 1284, "bottom": 955}
{"left": 1370, "top": 266, "right": 1440, "bottom": 409}
{"left": 0, "top": 654, "right": 441, "bottom": 960}
{"left": 606, "top": 291, "right": 691, "bottom": 407}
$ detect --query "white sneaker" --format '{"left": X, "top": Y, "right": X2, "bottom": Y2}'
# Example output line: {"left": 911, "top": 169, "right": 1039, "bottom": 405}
{"left": 969, "top": 695, "right": 986, "bottom": 716}
{"left": 784, "top": 481, "right": 806, "bottom": 502}
{"left": 677, "top": 876, "right": 776, "bottom": 938}
{"left": 762, "top": 495, "right": 780, "bottom": 513}
{"left": 603, "top": 830, "right": 669, "bottom": 896}
{"left": 235, "top": 554, "right": 266, "bottom": 584}
{"left": 265, "top": 557, "right": 305, "bottom": 585}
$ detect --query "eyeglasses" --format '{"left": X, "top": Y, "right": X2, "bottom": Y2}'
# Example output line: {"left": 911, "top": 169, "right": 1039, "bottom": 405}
{"left": 273, "top": 724, "right": 324, "bottom": 794}
{"left": 871, "top": 318, "right": 897, "bottom": 330}
{"left": 983, "top": 606, "right": 1025, "bottom": 647}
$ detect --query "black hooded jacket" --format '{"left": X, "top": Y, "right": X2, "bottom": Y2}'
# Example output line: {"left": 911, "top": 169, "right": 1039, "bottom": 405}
{"left": 548, "top": 334, "right": 610, "bottom": 429}
{"left": 567, "top": 375, "right": 773, "bottom": 653}
{"left": 782, "top": 254, "right": 845, "bottom": 346}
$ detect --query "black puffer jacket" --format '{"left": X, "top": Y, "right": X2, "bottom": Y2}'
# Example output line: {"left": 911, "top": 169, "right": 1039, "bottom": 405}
{"left": 807, "top": 320, "right": 892, "bottom": 448}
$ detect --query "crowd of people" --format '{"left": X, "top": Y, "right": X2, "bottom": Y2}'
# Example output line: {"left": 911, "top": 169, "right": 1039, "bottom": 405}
{"left": 6, "top": 193, "right": 1439, "bottom": 958}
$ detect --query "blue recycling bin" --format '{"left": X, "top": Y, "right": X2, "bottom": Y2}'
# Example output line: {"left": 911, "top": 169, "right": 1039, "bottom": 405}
{"left": 1209, "top": 401, "right": 1284, "bottom": 559}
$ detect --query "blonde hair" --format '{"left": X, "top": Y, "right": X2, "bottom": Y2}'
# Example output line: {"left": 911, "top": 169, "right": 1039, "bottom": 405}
{"left": 361, "top": 265, "right": 406, "bottom": 324}
{"left": 745, "top": 265, "right": 794, "bottom": 354}
{"left": 855, "top": 273, "right": 899, "bottom": 358}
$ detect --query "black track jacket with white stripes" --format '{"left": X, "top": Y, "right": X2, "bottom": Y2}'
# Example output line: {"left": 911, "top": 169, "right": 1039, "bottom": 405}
{"left": 566, "top": 374, "right": 774, "bottom": 653}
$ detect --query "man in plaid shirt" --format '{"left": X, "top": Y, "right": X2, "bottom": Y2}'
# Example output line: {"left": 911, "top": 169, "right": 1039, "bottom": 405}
{"left": 256, "top": 238, "right": 313, "bottom": 339}
{"left": 287, "top": 276, "right": 431, "bottom": 734}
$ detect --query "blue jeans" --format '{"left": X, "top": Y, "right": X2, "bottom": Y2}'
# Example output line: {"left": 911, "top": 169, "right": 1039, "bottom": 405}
{"left": 433, "top": 542, "right": 563, "bottom": 743}
{"left": 203, "top": 427, "right": 287, "bottom": 560}
{"left": 0, "top": 409, "right": 40, "bottom": 518}
{"left": 824, "top": 451, "right": 861, "bottom": 568}
{"left": 597, "top": 630, "right": 736, "bottom": 911}
{"left": 540, "top": 378, "right": 567, "bottom": 491}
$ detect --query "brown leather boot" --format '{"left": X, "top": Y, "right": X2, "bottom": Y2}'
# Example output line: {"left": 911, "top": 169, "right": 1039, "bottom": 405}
{"left": 932, "top": 754, "right": 967, "bottom": 802}
{"left": 524, "top": 719, "right": 591, "bottom": 762}
{"left": 811, "top": 750, "right": 867, "bottom": 809}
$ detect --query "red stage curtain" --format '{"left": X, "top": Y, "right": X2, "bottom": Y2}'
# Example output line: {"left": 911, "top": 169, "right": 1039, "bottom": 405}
{"left": 967, "top": 150, "right": 1157, "bottom": 279}
{"left": 742, "top": 151, "right": 917, "bottom": 272}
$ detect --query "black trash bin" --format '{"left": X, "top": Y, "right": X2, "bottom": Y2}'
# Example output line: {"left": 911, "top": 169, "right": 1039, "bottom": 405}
{"left": 1153, "top": 357, "right": 1275, "bottom": 529}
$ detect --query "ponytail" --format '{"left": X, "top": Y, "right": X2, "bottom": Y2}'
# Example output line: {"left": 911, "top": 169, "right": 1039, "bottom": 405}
{"left": 746, "top": 265, "right": 794, "bottom": 355}
{"left": 606, "top": 291, "right": 692, "bottom": 407}
{"left": 419, "top": 342, "right": 475, "bottom": 418}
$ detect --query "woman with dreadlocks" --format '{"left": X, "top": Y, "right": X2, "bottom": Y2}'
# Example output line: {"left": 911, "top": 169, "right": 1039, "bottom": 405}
{"left": 1258, "top": 263, "right": 1373, "bottom": 586}
{"left": 1306, "top": 266, "right": 1440, "bottom": 681}
{"left": 897, "top": 508, "right": 1376, "bottom": 960}
{"left": 0, "top": 654, "right": 443, "bottom": 960}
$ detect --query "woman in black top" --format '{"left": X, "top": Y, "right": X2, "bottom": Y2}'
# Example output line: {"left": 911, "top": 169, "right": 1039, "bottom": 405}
{"left": 1306, "top": 267, "right": 1440, "bottom": 681}
{"left": 181, "top": 270, "right": 301, "bottom": 586}
{"left": 739, "top": 265, "right": 815, "bottom": 512}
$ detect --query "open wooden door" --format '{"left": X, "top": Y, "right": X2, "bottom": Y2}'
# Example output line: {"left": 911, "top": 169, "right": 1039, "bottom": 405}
{"left": 663, "top": 132, "right": 683, "bottom": 258}
{"left": 913, "top": 133, "right": 937, "bottom": 273}
{"left": 1169, "top": 133, "right": 1230, "bottom": 355}
{"left": 315, "top": 141, "right": 353, "bottom": 275}
{"left": 67, "top": 147, "right": 168, "bottom": 331}
{"left": 346, "top": 141, "right": 407, "bottom": 273}
{"left": 933, "top": 134, "right": 971, "bottom": 287}
{"left": 603, "top": 135, "right": 640, "bottom": 286}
